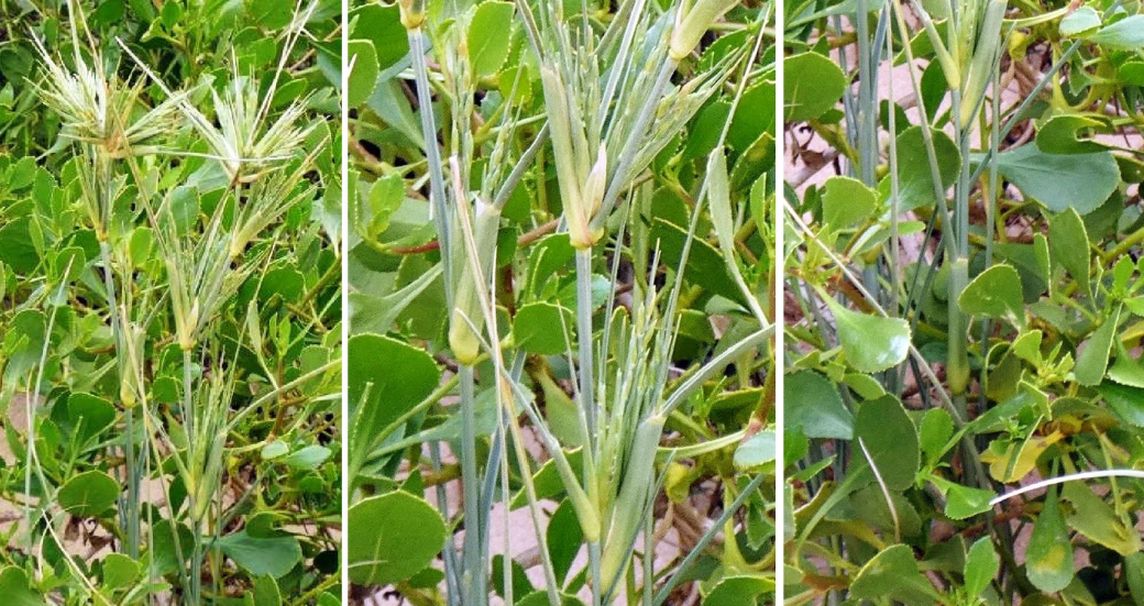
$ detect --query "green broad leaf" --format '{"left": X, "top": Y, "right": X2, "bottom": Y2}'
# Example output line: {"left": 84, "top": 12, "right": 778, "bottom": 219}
{"left": 101, "top": 553, "right": 140, "bottom": 590}
{"left": 4, "top": 309, "right": 46, "bottom": 380}
{"left": 248, "top": 0, "right": 289, "bottom": 27}
{"left": 728, "top": 79, "right": 775, "bottom": 152}
{"left": 825, "top": 298, "right": 911, "bottom": 373}
{"left": 651, "top": 217, "right": 744, "bottom": 305}
{"left": 348, "top": 333, "right": 440, "bottom": 466}
{"left": 1120, "top": 61, "right": 1144, "bottom": 85}
{"left": 784, "top": 52, "right": 846, "bottom": 122}
{"left": 918, "top": 408, "right": 953, "bottom": 464}
{"left": 1126, "top": 552, "right": 1144, "bottom": 604}
{"left": 1089, "top": 15, "right": 1144, "bottom": 50}
{"left": 944, "top": 482, "right": 994, "bottom": 520}
{"left": 703, "top": 575, "right": 774, "bottom": 605}
{"left": 684, "top": 101, "right": 731, "bottom": 160}
{"left": 0, "top": 567, "right": 42, "bottom": 606}
{"left": 0, "top": 217, "right": 39, "bottom": 274}
{"left": 347, "top": 39, "right": 380, "bottom": 108}
{"left": 958, "top": 264, "right": 1024, "bottom": 323}
{"left": 1106, "top": 339, "right": 1144, "bottom": 388}
{"left": 359, "top": 172, "right": 403, "bottom": 239}
{"left": 149, "top": 519, "right": 193, "bottom": 577}
{"left": 1059, "top": 6, "right": 1101, "bottom": 36}
{"left": 1048, "top": 208, "right": 1090, "bottom": 297}
{"left": 374, "top": 390, "right": 499, "bottom": 457}
{"left": 349, "top": 263, "right": 442, "bottom": 335}
{"left": 513, "top": 302, "right": 574, "bottom": 355}
{"left": 538, "top": 371, "right": 583, "bottom": 447}
{"left": 352, "top": 4, "right": 408, "bottom": 71}
{"left": 546, "top": 499, "right": 584, "bottom": 585}
{"left": 468, "top": 1, "right": 515, "bottom": 77}
{"left": 1026, "top": 489, "right": 1074, "bottom": 593}
{"left": 784, "top": 370, "right": 852, "bottom": 439}
{"left": 992, "top": 144, "right": 1119, "bottom": 215}
{"left": 1096, "top": 382, "right": 1144, "bottom": 427}
{"left": 849, "top": 485, "right": 923, "bottom": 539}
{"left": 492, "top": 555, "right": 534, "bottom": 598}
{"left": 261, "top": 440, "right": 289, "bottom": 460}
{"left": 67, "top": 392, "right": 115, "bottom": 445}
{"left": 1062, "top": 480, "right": 1142, "bottom": 556}
{"left": 58, "top": 470, "right": 119, "bottom": 518}
{"left": 348, "top": 491, "right": 446, "bottom": 586}
{"left": 964, "top": 537, "right": 999, "bottom": 599}
{"left": 49, "top": 246, "right": 85, "bottom": 286}
{"left": 850, "top": 544, "right": 936, "bottom": 605}
{"left": 854, "top": 396, "right": 918, "bottom": 491}
{"left": 1075, "top": 305, "right": 1120, "bottom": 386}
{"left": 821, "top": 176, "right": 877, "bottom": 230}
{"left": 281, "top": 445, "right": 332, "bottom": 470}
{"left": 734, "top": 430, "right": 776, "bottom": 470}
{"left": 890, "top": 125, "right": 960, "bottom": 210}
{"left": 1036, "top": 115, "right": 1108, "bottom": 154}
{"left": 253, "top": 575, "right": 282, "bottom": 606}
{"left": 216, "top": 531, "right": 302, "bottom": 578}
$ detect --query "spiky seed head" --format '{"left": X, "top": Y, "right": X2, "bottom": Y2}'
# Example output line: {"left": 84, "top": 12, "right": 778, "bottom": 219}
{"left": 31, "top": 35, "right": 182, "bottom": 157}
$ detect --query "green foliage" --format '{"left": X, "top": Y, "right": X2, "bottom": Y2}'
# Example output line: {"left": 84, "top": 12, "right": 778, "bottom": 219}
{"left": 0, "top": 1, "right": 341, "bottom": 602}
{"left": 785, "top": 0, "right": 1144, "bottom": 603}
{"left": 346, "top": 0, "right": 775, "bottom": 604}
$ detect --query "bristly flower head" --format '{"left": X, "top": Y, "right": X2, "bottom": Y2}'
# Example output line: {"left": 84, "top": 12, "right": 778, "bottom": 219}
{"left": 30, "top": 25, "right": 183, "bottom": 157}
{"left": 118, "top": 1, "right": 319, "bottom": 183}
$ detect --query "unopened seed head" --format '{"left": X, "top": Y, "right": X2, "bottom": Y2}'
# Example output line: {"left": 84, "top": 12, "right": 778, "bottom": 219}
{"left": 669, "top": 0, "right": 738, "bottom": 60}
{"left": 570, "top": 146, "right": 607, "bottom": 249}
{"left": 399, "top": 0, "right": 426, "bottom": 29}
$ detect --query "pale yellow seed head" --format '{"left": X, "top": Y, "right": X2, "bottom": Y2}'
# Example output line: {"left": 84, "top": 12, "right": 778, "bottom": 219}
{"left": 570, "top": 145, "right": 607, "bottom": 249}
{"left": 669, "top": 0, "right": 738, "bottom": 60}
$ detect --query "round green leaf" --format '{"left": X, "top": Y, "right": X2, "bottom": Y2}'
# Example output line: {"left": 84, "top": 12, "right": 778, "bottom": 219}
{"left": 784, "top": 370, "right": 853, "bottom": 440}
{"left": 825, "top": 298, "right": 911, "bottom": 373}
{"left": 348, "top": 491, "right": 446, "bottom": 586}
{"left": 733, "top": 430, "right": 776, "bottom": 470}
{"left": 352, "top": 4, "right": 408, "bottom": 71}
{"left": 958, "top": 264, "right": 1024, "bottom": 322}
{"left": 1036, "top": 115, "right": 1108, "bottom": 155}
{"left": 58, "top": 470, "right": 119, "bottom": 518}
{"left": 348, "top": 333, "right": 440, "bottom": 450}
{"left": 822, "top": 176, "right": 877, "bottom": 230}
{"left": 993, "top": 144, "right": 1119, "bottom": 215}
{"left": 1059, "top": 6, "right": 1100, "bottom": 36}
{"left": 891, "top": 125, "right": 960, "bottom": 210}
{"left": 850, "top": 544, "right": 936, "bottom": 604}
{"left": 853, "top": 396, "right": 918, "bottom": 491}
{"left": 784, "top": 52, "right": 846, "bottom": 122}
{"left": 0, "top": 567, "right": 42, "bottom": 606}
{"left": 1090, "top": 15, "right": 1144, "bottom": 50}
{"left": 943, "top": 482, "right": 994, "bottom": 520}
{"left": 101, "top": 553, "right": 141, "bottom": 590}
{"left": 216, "top": 531, "right": 302, "bottom": 578}
{"left": 513, "top": 302, "right": 574, "bottom": 354}
{"left": 467, "top": 1, "right": 515, "bottom": 78}
{"left": 347, "top": 40, "right": 380, "bottom": 108}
